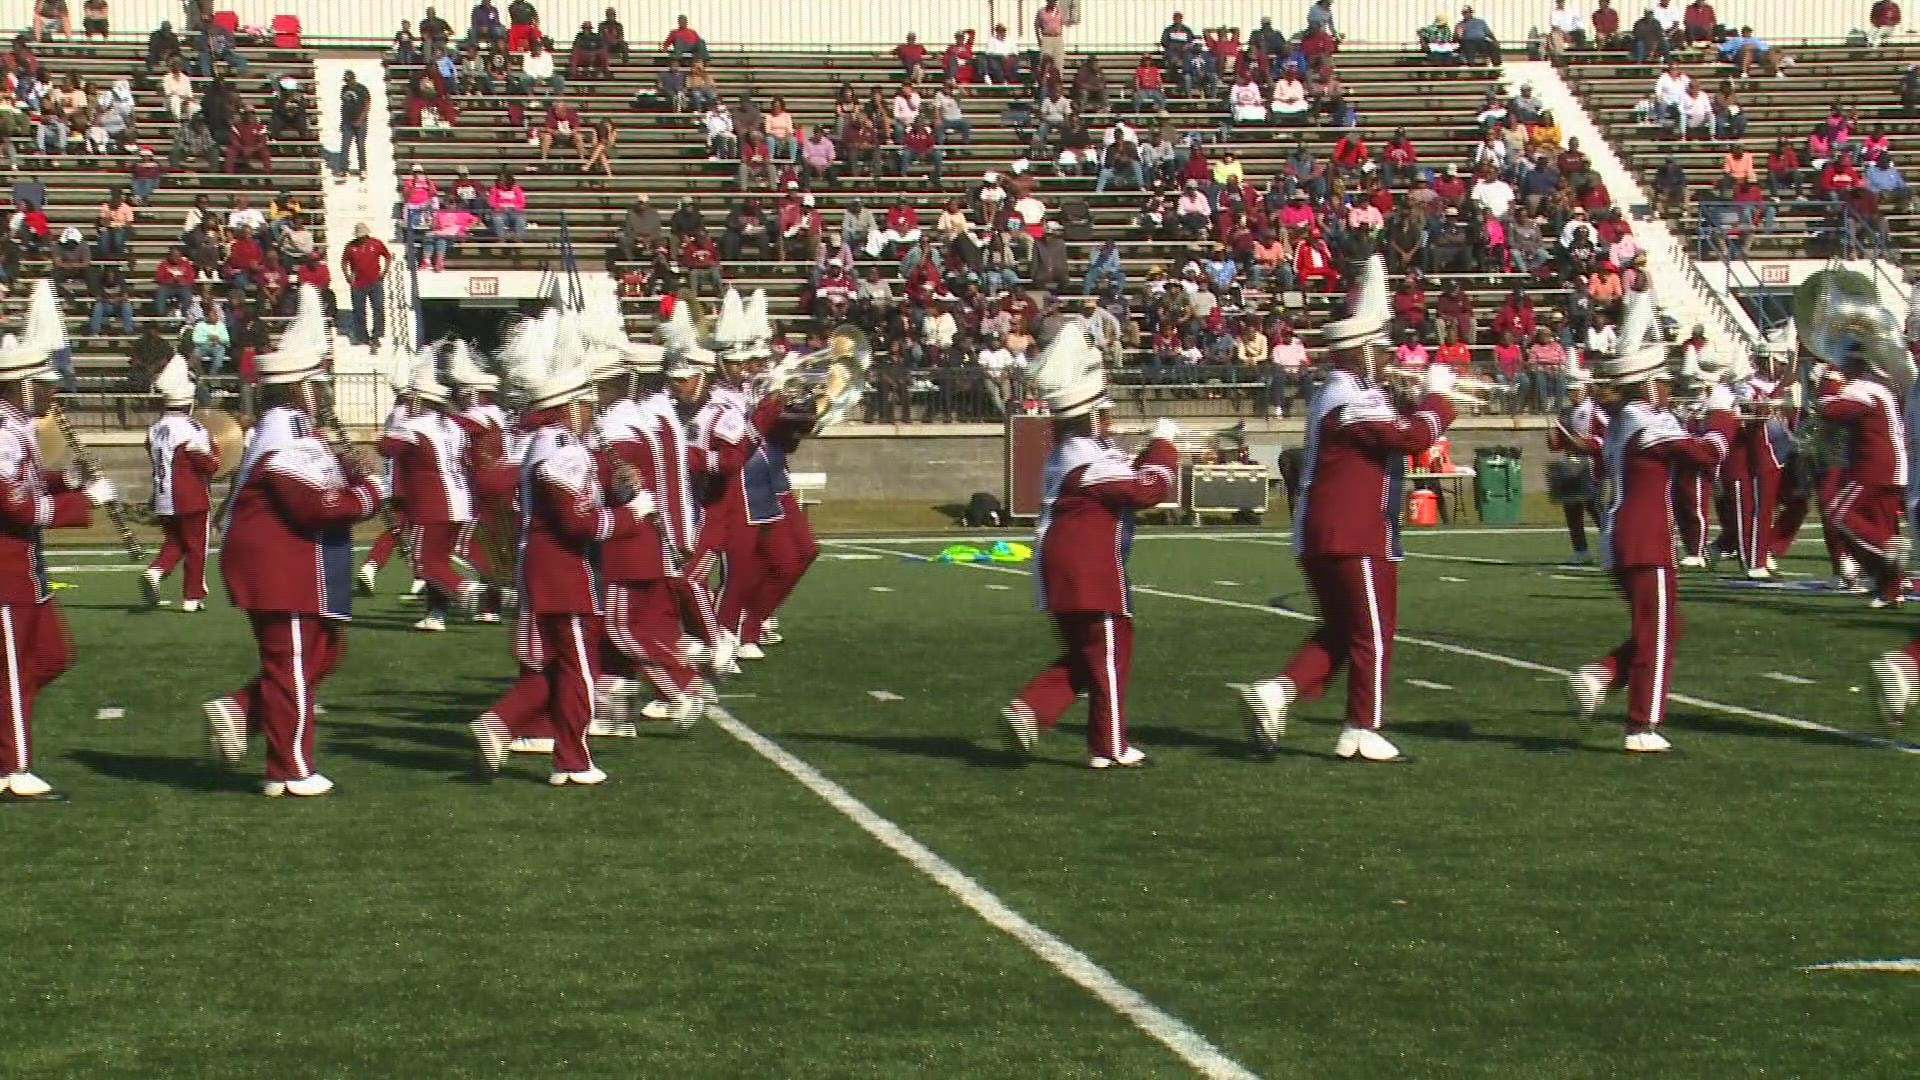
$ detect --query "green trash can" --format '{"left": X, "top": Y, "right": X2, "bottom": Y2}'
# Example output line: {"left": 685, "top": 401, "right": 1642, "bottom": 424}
{"left": 1473, "top": 446, "right": 1524, "bottom": 524}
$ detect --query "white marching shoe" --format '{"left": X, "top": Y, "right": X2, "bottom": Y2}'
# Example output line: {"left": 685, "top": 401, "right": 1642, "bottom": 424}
{"left": 470, "top": 713, "right": 509, "bottom": 774}
{"left": 1745, "top": 566, "right": 1772, "bottom": 581}
{"left": 3, "top": 771, "right": 61, "bottom": 799}
{"left": 548, "top": 767, "right": 608, "bottom": 786}
{"left": 1624, "top": 729, "right": 1674, "bottom": 753}
{"left": 1089, "top": 745, "right": 1148, "bottom": 769}
{"left": 1239, "top": 678, "right": 1292, "bottom": 752}
{"left": 411, "top": 612, "right": 448, "bottom": 632}
{"left": 663, "top": 694, "right": 705, "bottom": 732}
{"left": 1871, "top": 651, "right": 1918, "bottom": 728}
{"left": 674, "top": 635, "right": 711, "bottom": 664}
{"left": 454, "top": 581, "right": 487, "bottom": 616}
{"left": 760, "top": 617, "right": 783, "bottom": 645}
{"left": 736, "top": 642, "right": 766, "bottom": 661}
{"left": 141, "top": 567, "right": 167, "bottom": 607}
{"left": 1678, "top": 555, "right": 1707, "bottom": 569}
{"left": 1334, "top": 726, "right": 1403, "bottom": 762}
{"left": 597, "top": 676, "right": 641, "bottom": 722}
{"left": 506, "top": 737, "right": 555, "bottom": 754}
{"left": 202, "top": 697, "right": 245, "bottom": 765}
{"left": 264, "top": 773, "right": 335, "bottom": 798}
{"left": 181, "top": 599, "right": 204, "bottom": 613}
{"left": 710, "top": 630, "right": 741, "bottom": 676}
{"left": 1001, "top": 701, "right": 1039, "bottom": 753}
{"left": 398, "top": 579, "right": 426, "bottom": 602}
{"left": 1566, "top": 549, "right": 1593, "bottom": 566}
{"left": 587, "top": 716, "right": 638, "bottom": 738}
{"left": 1566, "top": 664, "right": 1610, "bottom": 729}
{"left": 355, "top": 561, "right": 378, "bottom": 595}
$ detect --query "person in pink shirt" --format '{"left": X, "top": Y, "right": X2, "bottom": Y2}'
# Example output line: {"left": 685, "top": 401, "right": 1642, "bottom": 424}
{"left": 1394, "top": 330, "right": 1430, "bottom": 372}
{"left": 1276, "top": 191, "right": 1315, "bottom": 231}
{"left": 1491, "top": 328, "right": 1525, "bottom": 412}
{"left": 421, "top": 201, "right": 479, "bottom": 270}
{"left": 487, "top": 169, "right": 528, "bottom": 240}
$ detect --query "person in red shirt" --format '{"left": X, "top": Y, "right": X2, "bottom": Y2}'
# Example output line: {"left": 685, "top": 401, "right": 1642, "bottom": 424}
{"left": 152, "top": 243, "right": 196, "bottom": 315}
{"left": 1871, "top": 0, "right": 1903, "bottom": 46}
{"left": 205, "top": 285, "right": 389, "bottom": 796}
{"left": 894, "top": 32, "right": 927, "bottom": 81}
{"left": 1241, "top": 256, "right": 1457, "bottom": 763}
{"left": 1330, "top": 130, "right": 1369, "bottom": 176}
{"left": 941, "top": 29, "right": 975, "bottom": 82}
{"left": 143, "top": 356, "right": 220, "bottom": 612}
{"left": 1000, "top": 323, "right": 1179, "bottom": 768}
{"left": 1567, "top": 303, "right": 1735, "bottom": 753}
{"left": 1591, "top": 0, "right": 1622, "bottom": 45}
{"left": 662, "top": 14, "right": 708, "bottom": 63}
{"left": 224, "top": 106, "right": 271, "bottom": 173}
{"left": 1380, "top": 128, "right": 1419, "bottom": 186}
{"left": 223, "top": 229, "right": 263, "bottom": 290}
{"left": 340, "top": 222, "right": 391, "bottom": 347}
{"left": 1682, "top": 0, "right": 1717, "bottom": 41}
{"left": 0, "top": 281, "right": 113, "bottom": 800}
{"left": 295, "top": 249, "right": 330, "bottom": 292}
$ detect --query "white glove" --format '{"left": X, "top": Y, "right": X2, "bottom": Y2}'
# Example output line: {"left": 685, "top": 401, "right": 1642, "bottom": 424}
{"left": 83, "top": 477, "right": 117, "bottom": 506}
{"left": 1150, "top": 418, "right": 1181, "bottom": 443}
{"left": 1704, "top": 384, "right": 1736, "bottom": 413}
{"left": 1422, "top": 364, "right": 1456, "bottom": 398}
{"left": 628, "top": 490, "right": 659, "bottom": 519}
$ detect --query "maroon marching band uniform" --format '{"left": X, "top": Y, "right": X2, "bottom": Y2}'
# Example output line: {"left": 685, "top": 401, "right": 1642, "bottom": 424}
{"left": 1278, "top": 370, "right": 1456, "bottom": 735}
{"left": 360, "top": 400, "right": 412, "bottom": 579}
{"left": 1580, "top": 400, "right": 1735, "bottom": 736}
{"left": 0, "top": 398, "right": 92, "bottom": 785}
{"left": 376, "top": 404, "right": 476, "bottom": 615}
{"left": 1551, "top": 395, "right": 1607, "bottom": 558}
{"left": 700, "top": 382, "right": 782, "bottom": 643}
{"left": 452, "top": 399, "right": 515, "bottom": 586}
{"left": 683, "top": 388, "right": 753, "bottom": 644}
{"left": 1818, "top": 368, "right": 1910, "bottom": 601}
{"left": 216, "top": 406, "right": 386, "bottom": 783}
{"left": 1729, "top": 373, "right": 1789, "bottom": 574}
{"left": 1671, "top": 409, "right": 1715, "bottom": 562}
{"left": 1009, "top": 432, "right": 1178, "bottom": 760}
{"left": 484, "top": 414, "right": 645, "bottom": 776}
{"left": 748, "top": 412, "right": 822, "bottom": 644}
{"left": 146, "top": 409, "right": 219, "bottom": 602}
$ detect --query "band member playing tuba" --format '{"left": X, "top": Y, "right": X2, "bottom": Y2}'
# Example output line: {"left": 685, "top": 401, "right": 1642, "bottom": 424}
{"left": 1547, "top": 369, "right": 1606, "bottom": 566}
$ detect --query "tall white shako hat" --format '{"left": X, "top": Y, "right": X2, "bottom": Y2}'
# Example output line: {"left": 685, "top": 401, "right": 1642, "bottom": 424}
{"left": 1026, "top": 318, "right": 1109, "bottom": 419}
{"left": 710, "top": 288, "right": 760, "bottom": 362}
{"left": 574, "top": 275, "right": 642, "bottom": 380}
{"left": 0, "top": 280, "right": 66, "bottom": 382}
{"left": 1319, "top": 252, "right": 1391, "bottom": 357}
{"left": 154, "top": 353, "right": 197, "bottom": 407}
{"left": 445, "top": 337, "right": 499, "bottom": 392}
{"left": 1594, "top": 291, "right": 1669, "bottom": 386}
{"left": 503, "top": 308, "right": 590, "bottom": 410}
{"left": 410, "top": 349, "right": 451, "bottom": 405}
{"left": 258, "top": 283, "right": 331, "bottom": 385}
{"left": 659, "top": 298, "right": 715, "bottom": 381}
{"left": 739, "top": 288, "right": 775, "bottom": 360}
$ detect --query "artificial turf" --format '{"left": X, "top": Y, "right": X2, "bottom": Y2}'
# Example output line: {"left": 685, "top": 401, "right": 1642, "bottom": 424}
{"left": 2, "top": 525, "right": 1915, "bottom": 1078}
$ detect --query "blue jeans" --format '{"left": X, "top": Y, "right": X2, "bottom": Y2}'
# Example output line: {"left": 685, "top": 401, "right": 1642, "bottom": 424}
{"left": 350, "top": 281, "right": 385, "bottom": 344}
{"left": 900, "top": 146, "right": 943, "bottom": 182}
{"left": 1096, "top": 162, "right": 1143, "bottom": 191}
{"left": 421, "top": 235, "right": 452, "bottom": 261}
{"left": 1250, "top": 263, "right": 1297, "bottom": 291}
{"left": 195, "top": 340, "right": 228, "bottom": 373}
{"left": 89, "top": 298, "right": 132, "bottom": 334}
{"left": 938, "top": 117, "right": 973, "bottom": 144}
{"left": 36, "top": 120, "right": 65, "bottom": 152}
{"left": 96, "top": 227, "right": 127, "bottom": 257}
{"left": 1082, "top": 265, "right": 1125, "bottom": 295}
{"left": 769, "top": 134, "right": 798, "bottom": 161}
{"left": 153, "top": 282, "right": 192, "bottom": 314}
{"left": 669, "top": 41, "right": 710, "bottom": 64}
{"left": 130, "top": 177, "right": 158, "bottom": 203}
{"left": 1134, "top": 89, "right": 1167, "bottom": 111}
{"left": 688, "top": 87, "right": 715, "bottom": 111}
{"left": 491, "top": 209, "right": 527, "bottom": 238}
{"left": 978, "top": 55, "right": 1012, "bottom": 83}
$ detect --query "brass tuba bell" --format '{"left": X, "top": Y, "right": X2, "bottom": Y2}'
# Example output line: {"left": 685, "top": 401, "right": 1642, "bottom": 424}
{"left": 1796, "top": 268, "right": 1915, "bottom": 391}
{"left": 761, "top": 325, "right": 873, "bottom": 434}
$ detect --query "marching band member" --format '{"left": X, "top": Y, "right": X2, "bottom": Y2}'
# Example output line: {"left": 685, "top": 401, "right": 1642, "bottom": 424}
{"left": 1240, "top": 255, "right": 1457, "bottom": 763}
{"left": 1816, "top": 351, "right": 1909, "bottom": 607}
{"left": 377, "top": 354, "right": 481, "bottom": 631}
{"left": 1548, "top": 370, "right": 1605, "bottom": 566}
{"left": 470, "top": 313, "right": 655, "bottom": 784}
{"left": 1567, "top": 295, "right": 1736, "bottom": 753}
{"left": 706, "top": 290, "right": 786, "bottom": 661}
{"left": 1729, "top": 353, "right": 1791, "bottom": 580}
{"left": 1672, "top": 390, "right": 1717, "bottom": 569}
{"left": 0, "top": 281, "right": 114, "bottom": 800}
{"left": 142, "top": 354, "right": 219, "bottom": 612}
{"left": 737, "top": 291, "right": 818, "bottom": 654}
{"left": 355, "top": 357, "right": 420, "bottom": 598}
{"left": 999, "top": 322, "right": 1179, "bottom": 768}
{"left": 679, "top": 297, "right": 753, "bottom": 674}
{"left": 206, "top": 285, "right": 388, "bottom": 797}
{"left": 447, "top": 338, "right": 516, "bottom": 622}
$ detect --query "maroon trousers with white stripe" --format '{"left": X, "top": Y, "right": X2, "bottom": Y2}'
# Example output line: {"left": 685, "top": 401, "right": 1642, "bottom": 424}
{"left": 493, "top": 612, "right": 602, "bottom": 773}
{"left": 1589, "top": 566, "right": 1682, "bottom": 733}
{"left": 408, "top": 521, "right": 472, "bottom": 611}
{"left": 0, "top": 600, "right": 74, "bottom": 776}
{"left": 1673, "top": 470, "right": 1711, "bottom": 559}
{"left": 604, "top": 581, "right": 700, "bottom": 704}
{"left": 220, "top": 613, "right": 343, "bottom": 781}
{"left": 1015, "top": 612, "right": 1136, "bottom": 759}
{"left": 742, "top": 499, "right": 819, "bottom": 644}
{"left": 149, "top": 511, "right": 210, "bottom": 601}
{"left": 1827, "top": 481, "right": 1905, "bottom": 600}
{"left": 1281, "top": 554, "right": 1397, "bottom": 730}
{"left": 1731, "top": 466, "right": 1781, "bottom": 572}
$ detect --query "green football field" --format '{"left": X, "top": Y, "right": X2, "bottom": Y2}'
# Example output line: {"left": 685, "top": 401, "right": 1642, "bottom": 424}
{"left": 3, "top": 525, "right": 1917, "bottom": 1079}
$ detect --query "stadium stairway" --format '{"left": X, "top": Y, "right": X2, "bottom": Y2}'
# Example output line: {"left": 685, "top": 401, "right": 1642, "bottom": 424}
{"left": 316, "top": 53, "right": 405, "bottom": 411}
{"left": 1515, "top": 59, "right": 1759, "bottom": 374}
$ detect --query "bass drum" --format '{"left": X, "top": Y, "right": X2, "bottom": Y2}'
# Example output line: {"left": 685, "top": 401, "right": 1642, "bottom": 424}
{"left": 1545, "top": 457, "right": 1598, "bottom": 504}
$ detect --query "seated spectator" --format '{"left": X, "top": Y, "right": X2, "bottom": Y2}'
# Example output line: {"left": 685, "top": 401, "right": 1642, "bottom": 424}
{"left": 763, "top": 96, "right": 799, "bottom": 160}
{"left": 516, "top": 37, "right": 561, "bottom": 94}
{"left": 224, "top": 227, "right": 263, "bottom": 290}
{"left": 160, "top": 60, "right": 195, "bottom": 121}
{"left": 422, "top": 199, "right": 480, "bottom": 270}
{"left": 225, "top": 106, "right": 271, "bottom": 172}
{"left": 191, "top": 305, "right": 229, "bottom": 373}
{"left": 1871, "top": 0, "right": 1903, "bottom": 46}
{"left": 393, "top": 20, "right": 422, "bottom": 64}
{"left": 1650, "top": 153, "right": 1689, "bottom": 214}
{"left": 702, "top": 100, "right": 737, "bottom": 160}
{"left": 405, "top": 73, "right": 457, "bottom": 127}
{"left": 663, "top": 14, "right": 708, "bottom": 63}
{"left": 468, "top": 0, "right": 504, "bottom": 46}
{"left": 268, "top": 77, "right": 308, "bottom": 140}
{"left": 95, "top": 187, "right": 133, "bottom": 258}
{"left": 551, "top": 22, "right": 602, "bottom": 81}
{"left": 488, "top": 169, "right": 528, "bottom": 240}
{"left": 1680, "top": 84, "right": 1714, "bottom": 141}
{"left": 51, "top": 227, "right": 90, "bottom": 296}
{"left": 145, "top": 18, "right": 181, "bottom": 73}
{"left": 1545, "top": 0, "right": 1587, "bottom": 57}
{"left": 540, "top": 93, "right": 584, "bottom": 162}
{"left": 152, "top": 243, "right": 194, "bottom": 314}
{"left": 32, "top": 0, "right": 70, "bottom": 41}
{"left": 979, "top": 22, "right": 1019, "bottom": 84}
{"left": 504, "top": 0, "right": 539, "bottom": 51}
{"left": 932, "top": 81, "right": 971, "bottom": 146}
{"left": 1682, "top": 0, "right": 1717, "bottom": 42}
{"left": 198, "top": 18, "right": 250, "bottom": 76}
{"left": 1133, "top": 54, "right": 1166, "bottom": 112}
{"left": 637, "top": 59, "right": 686, "bottom": 112}
{"left": 1630, "top": 5, "right": 1669, "bottom": 63}
{"left": 1717, "top": 26, "right": 1778, "bottom": 78}
{"left": 1866, "top": 152, "right": 1910, "bottom": 212}
{"left": 1418, "top": 14, "right": 1460, "bottom": 63}
{"left": 1070, "top": 56, "right": 1109, "bottom": 114}
{"left": 1269, "top": 68, "right": 1309, "bottom": 123}
{"left": 579, "top": 116, "right": 616, "bottom": 177}
{"left": 686, "top": 59, "right": 718, "bottom": 112}
{"left": 895, "top": 32, "right": 927, "bottom": 82}
{"left": 1721, "top": 141, "right": 1758, "bottom": 193}
{"left": 87, "top": 261, "right": 132, "bottom": 337}
{"left": 940, "top": 29, "right": 974, "bottom": 81}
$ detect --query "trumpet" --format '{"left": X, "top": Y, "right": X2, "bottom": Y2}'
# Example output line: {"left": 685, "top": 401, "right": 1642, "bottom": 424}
{"left": 1379, "top": 364, "right": 1496, "bottom": 408}
{"left": 761, "top": 325, "right": 873, "bottom": 434}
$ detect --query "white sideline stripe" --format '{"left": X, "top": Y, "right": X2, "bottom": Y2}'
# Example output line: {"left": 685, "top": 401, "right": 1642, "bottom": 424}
{"left": 828, "top": 542, "right": 1920, "bottom": 757}
{"left": 706, "top": 706, "right": 1258, "bottom": 1080}
{"left": 1403, "top": 551, "right": 1513, "bottom": 565}
{"left": 48, "top": 565, "right": 145, "bottom": 574}
{"left": 50, "top": 543, "right": 376, "bottom": 559}
{"left": 867, "top": 690, "right": 904, "bottom": 701}
{"left": 1405, "top": 679, "right": 1455, "bottom": 691}
{"left": 818, "top": 527, "right": 1566, "bottom": 546}
{"left": 1803, "top": 959, "right": 1920, "bottom": 973}
{"left": 1439, "top": 576, "right": 1469, "bottom": 583}
{"left": 1762, "top": 672, "right": 1818, "bottom": 686}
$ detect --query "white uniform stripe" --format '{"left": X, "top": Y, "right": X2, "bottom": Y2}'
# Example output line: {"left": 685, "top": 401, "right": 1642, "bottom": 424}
{"left": 1359, "top": 557, "right": 1384, "bottom": 730}
{"left": 1649, "top": 568, "right": 1668, "bottom": 729}
{"left": 567, "top": 616, "right": 598, "bottom": 765}
{"left": 2, "top": 607, "right": 23, "bottom": 772}
{"left": 289, "top": 614, "right": 309, "bottom": 778}
{"left": 1101, "top": 615, "right": 1122, "bottom": 754}
{"left": 197, "top": 512, "right": 210, "bottom": 596}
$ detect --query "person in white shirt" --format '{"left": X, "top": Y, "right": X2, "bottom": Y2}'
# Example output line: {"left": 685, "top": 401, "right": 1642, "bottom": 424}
{"left": 225, "top": 197, "right": 266, "bottom": 235}
{"left": 1228, "top": 76, "right": 1265, "bottom": 123}
{"left": 1548, "top": 0, "right": 1587, "bottom": 53}
{"left": 519, "top": 43, "right": 556, "bottom": 93}
{"left": 1267, "top": 321, "right": 1308, "bottom": 416}
{"left": 1102, "top": 119, "right": 1137, "bottom": 145}
{"left": 702, "top": 102, "right": 737, "bottom": 158}
{"left": 979, "top": 23, "right": 1020, "bottom": 85}
{"left": 1560, "top": 207, "right": 1598, "bottom": 247}
{"left": 161, "top": 66, "right": 195, "bottom": 120}
{"left": 1473, "top": 175, "right": 1516, "bottom": 218}
{"left": 923, "top": 302, "right": 958, "bottom": 355}
{"left": 1652, "top": 62, "right": 1691, "bottom": 133}
{"left": 1681, "top": 84, "right": 1714, "bottom": 140}
{"left": 1585, "top": 314, "right": 1618, "bottom": 355}
{"left": 1651, "top": 0, "right": 1682, "bottom": 35}
{"left": 890, "top": 84, "right": 922, "bottom": 143}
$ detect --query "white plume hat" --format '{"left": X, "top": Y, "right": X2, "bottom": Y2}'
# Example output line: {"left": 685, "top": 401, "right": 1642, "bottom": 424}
{"left": 1320, "top": 254, "right": 1390, "bottom": 351}
{"left": 410, "top": 353, "right": 451, "bottom": 404}
{"left": 659, "top": 297, "right": 715, "bottom": 377}
{"left": 154, "top": 353, "right": 196, "bottom": 406}
{"left": 1596, "top": 291, "right": 1670, "bottom": 385}
{"left": 711, "top": 288, "right": 754, "bottom": 356}
{"left": 258, "top": 283, "right": 331, "bottom": 385}
{"left": 445, "top": 337, "right": 499, "bottom": 391}
{"left": 503, "top": 309, "right": 590, "bottom": 410}
{"left": 1027, "top": 319, "right": 1109, "bottom": 419}
{"left": 738, "top": 288, "right": 775, "bottom": 360}
{"left": 0, "top": 280, "right": 64, "bottom": 381}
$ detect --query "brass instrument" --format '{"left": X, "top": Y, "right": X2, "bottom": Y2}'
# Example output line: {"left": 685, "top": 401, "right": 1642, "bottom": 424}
{"left": 1795, "top": 267, "right": 1915, "bottom": 391}
{"left": 200, "top": 408, "right": 247, "bottom": 480}
{"left": 1380, "top": 364, "right": 1496, "bottom": 408}
{"left": 46, "top": 401, "right": 144, "bottom": 561}
{"left": 313, "top": 382, "right": 411, "bottom": 562}
{"left": 762, "top": 326, "right": 872, "bottom": 434}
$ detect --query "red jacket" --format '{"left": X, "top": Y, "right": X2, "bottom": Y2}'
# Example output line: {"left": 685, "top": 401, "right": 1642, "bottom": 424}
{"left": 1035, "top": 434, "right": 1177, "bottom": 615}
{"left": 593, "top": 398, "right": 682, "bottom": 583}
{"left": 1726, "top": 375, "right": 1788, "bottom": 479}
{"left": 1820, "top": 377, "right": 1908, "bottom": 489}
{"left": 376, "top": 408, "right": 474, "bottom": 524}
{"left": 1294, "top": 371, "right": 1456, "bottom": 560}
{"left": 0, "top": 402, "right": 91, "bottom": 605}
{"left": 221, "top": 407, "right": 384, "bottom": 616}
{"left": 147, "top": 411, "right": 219, "bottom": 516}
{"left": 516, "top": 417, "right": 643, "bottom": 615}
{"left": 453, "top": 404, "right": 516, "bottom": 504}
{"left": 1601, "top": 401, "right": 1734, "bottom": 569}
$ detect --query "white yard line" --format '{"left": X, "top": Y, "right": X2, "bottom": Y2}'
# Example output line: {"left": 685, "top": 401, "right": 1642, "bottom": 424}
{"left": 707, "top": 705, "right": 1258, "bottom": 1080}
{"left": 816, "top": 527, "right": 1566, "bottom": 546}
{"left": 827, "top": 542, "right": 1920, "bottom": 757}
{"left": 1803, "top": 959, "right": 1920, "bottom": 973}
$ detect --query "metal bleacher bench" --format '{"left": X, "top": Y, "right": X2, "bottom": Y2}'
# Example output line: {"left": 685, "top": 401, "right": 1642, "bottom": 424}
{"left": 790, "top": 471, "right": 828, "bottom": 505}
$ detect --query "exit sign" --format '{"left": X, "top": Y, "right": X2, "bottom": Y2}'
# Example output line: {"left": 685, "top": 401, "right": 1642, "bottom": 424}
{"left": 1758, "top": 264, "right": 1789, "bottom": 285}
{"left": 467, "top": 276, "right": 500, "bottom": 297}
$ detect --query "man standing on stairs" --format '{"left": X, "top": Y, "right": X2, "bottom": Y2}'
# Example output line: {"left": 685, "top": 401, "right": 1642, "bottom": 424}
{"left": 337, "top": 69, "right": 369, "bottom": 181}
{"left": 342, "top": 223, "right": 391, "bottom": 349}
